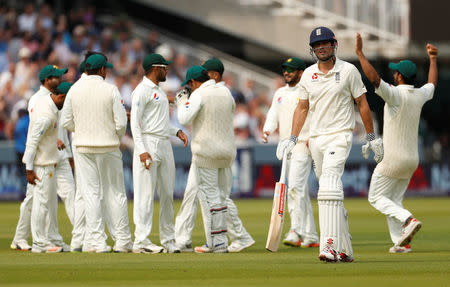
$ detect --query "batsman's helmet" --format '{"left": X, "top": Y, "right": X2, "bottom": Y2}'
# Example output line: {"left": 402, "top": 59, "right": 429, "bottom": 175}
{"left": 309, "top": 27, "right": 337, "bottom": 46}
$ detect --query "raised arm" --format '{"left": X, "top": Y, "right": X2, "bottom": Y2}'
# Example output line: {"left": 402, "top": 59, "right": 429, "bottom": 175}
{"left": 426, "top": 43, "right": 438, "bottom": 86}
{"left": 355, "top": 33, "right": 380, "bottom": 88}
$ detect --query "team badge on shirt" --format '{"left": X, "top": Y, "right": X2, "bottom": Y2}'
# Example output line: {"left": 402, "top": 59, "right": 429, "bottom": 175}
{"left": 312, "top": 73, "right": 319, "bottom": 82}
{"left": 185, "top": 101, "right": 190, "bottom": 108}
{"left": 277, "top": 96, "right": 282, "bottom": 104}
{"left": 154, "top": 93, "right": 159, "bottom": 100}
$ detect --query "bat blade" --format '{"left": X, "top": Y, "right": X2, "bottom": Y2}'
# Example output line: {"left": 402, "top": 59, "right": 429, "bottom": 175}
{"left": 265, "top": 181, "right": 287, "bottom": 252}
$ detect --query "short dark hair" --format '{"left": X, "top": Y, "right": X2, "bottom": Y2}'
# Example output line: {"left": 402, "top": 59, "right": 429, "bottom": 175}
{"left": 195, "top": 70, "right": 210, "bottom": 83}
{"left": 86, "top": 67, "right": 102, "bottom": 75}
{"left": 403, "top": 75, "right": 416, "bottom": 85}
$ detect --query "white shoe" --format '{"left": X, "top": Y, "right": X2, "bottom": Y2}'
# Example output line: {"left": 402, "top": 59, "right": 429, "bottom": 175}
{"left": 132, "top": 243, "right": 164, "bottom": 254}
{"left": 113, "top": 247, "right": 132, "bottom": 253}
{"left": 194, "top": 243, "right": 228, "bottom": 254}
{"left": 397, "top": 218, "right": 422, "bottom": 247}
{"left": 31, "top": 246, "right": 63, "bottom": 253}
{"left": 338, "top": 252, "right": 354, "bottom": 262}
{"left": 58, "top": 243, "right": 70, "bottom": 252}
{"left": 389, "top": 244, "right": 412, "bottom": 253}
{"left": 164, "top": 241, "right": 181, "bottom": 253}
{"left": 10, "top": 240, "right": 31, "bottom": 251}
{"left": 283, "top": 230, "right": 302, "bottom": 247}
{"left": 70, "top": 246, "right": 82, "bottom": 253}
{"left": 300, "top": 239, "right": 320, "bottom": 248}
{"left": 227, "top": 238, "right": 255, "bottom": 253}
{"left": 92, "top": 245, "right": 112, "bottom": 253}
{"left": 318, "top": 245, "right": 338, "bottom": 263}
{"left": 175, "top": 242, "right": 194, "bottom": 253}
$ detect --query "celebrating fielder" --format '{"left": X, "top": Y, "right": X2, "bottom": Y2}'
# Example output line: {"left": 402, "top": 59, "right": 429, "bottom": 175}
{"left": 356, "top": 33, "right": 438, "bottom": 253}
{"left": 130, "top": 53, "right": 188, "bottom": 254}
{"left": 278, "top": 27, "right": 382, "bottom": 262}
{"left": 263, "top": 57, "right": 319, "bottom": 248}
{"left": 176, "top": 66, "right": 235, "bottom": 253}
{"left": 175, "top": 58, "right": 254, "bottom": 253}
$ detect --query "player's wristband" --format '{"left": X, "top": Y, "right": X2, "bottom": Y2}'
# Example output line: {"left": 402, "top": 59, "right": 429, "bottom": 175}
{"left": 290, "top": 135, "right": 298, "bottom": 144}
{"left": 366, "top": 133, "right": 376, "bottom": 142}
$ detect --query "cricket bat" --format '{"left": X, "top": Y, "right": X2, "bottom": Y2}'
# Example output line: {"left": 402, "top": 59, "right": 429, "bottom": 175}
{"left": 265, "top": 151, "right": 288, "bottom": 252}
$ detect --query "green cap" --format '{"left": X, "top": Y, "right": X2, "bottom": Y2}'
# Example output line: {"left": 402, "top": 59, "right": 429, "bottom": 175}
{"left": 79, "top": 60, "right": 85, "bottom": 73}
{"left": 55, "top": 82, "right": 73, "bottom": 95}
{"left": 388, "top": 60, "right": 417, "bottom": 79}
{"left": 85, "top": 54, "right": 113, "bottom": 70}
{"left": 181, "top": 66, "right": 207, "bottom": 86}
{"left": 202, "top": 58, "right": 224, "bottom": 75}
{"left": 39, "top": 65, "right": 68, "bottom": 82}
{"left": 281, "top": 57, "right": 306, "bottom": 71}
{"left": 142, "top": 53, "right": 172, "bottom": 71}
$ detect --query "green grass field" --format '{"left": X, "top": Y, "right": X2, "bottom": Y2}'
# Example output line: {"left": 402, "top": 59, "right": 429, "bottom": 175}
{"left": 0, "top": 198, "right": 449, "bottom": 286}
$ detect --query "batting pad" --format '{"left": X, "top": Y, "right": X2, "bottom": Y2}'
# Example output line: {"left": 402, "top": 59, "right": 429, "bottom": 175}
{"left": 317, "top": 173, "right": 344, "bottom": 200}
{"left": 318, "top": 200, "right": 352, "bottom": 255}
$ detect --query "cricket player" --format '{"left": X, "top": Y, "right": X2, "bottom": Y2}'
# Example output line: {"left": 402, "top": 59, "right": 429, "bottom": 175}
{"left": 356, "top": 33, "right": 438, "bottom": 253}
{"left": 278, "top": 27, "right": 382, "bottom": 262}
{"left": 11, "top": 65, "right": 74, "bottom": 251}
{"left": 176, "top": 66, "right": 235, "bottom": 253}
{"left": 61, "top": 54, "right": 132, "bottom": 253}
{"left": 175, "top": 58, "right": 255, "bottom": 253}
{"left": 22, "top": 82, "right": 72, "bottom": 253}
{"left": 131, "top": 53, "right": 188, "bottom": 254}
{"left": 262, "top": 57, "right": 319, "bottom": 248}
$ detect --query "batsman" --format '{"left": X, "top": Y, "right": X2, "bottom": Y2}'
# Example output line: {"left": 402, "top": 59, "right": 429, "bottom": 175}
{"left": 278, "top": 27, "right": 382, "bottom": 262}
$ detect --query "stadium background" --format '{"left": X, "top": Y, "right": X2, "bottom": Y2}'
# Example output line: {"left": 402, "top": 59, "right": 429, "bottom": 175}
{"left": 0, "top": 0, "right": 448, "bottom": 201}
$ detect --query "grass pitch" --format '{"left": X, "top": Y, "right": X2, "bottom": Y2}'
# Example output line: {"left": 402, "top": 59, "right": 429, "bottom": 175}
{"left": 0, "top": 198, "right": 449, "bottom": 286}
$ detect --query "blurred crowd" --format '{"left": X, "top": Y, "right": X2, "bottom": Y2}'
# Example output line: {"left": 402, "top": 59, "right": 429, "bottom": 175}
{"left": 0, "top": 3, "right": 447, "bottom": 162}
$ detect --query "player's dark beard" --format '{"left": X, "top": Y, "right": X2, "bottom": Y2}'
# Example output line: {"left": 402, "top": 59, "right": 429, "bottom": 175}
{"left": 286, "top": 72, "right": 300, "bottom": 86}
{"left": 158, "top": 70, "right": 166, "bottom": 82}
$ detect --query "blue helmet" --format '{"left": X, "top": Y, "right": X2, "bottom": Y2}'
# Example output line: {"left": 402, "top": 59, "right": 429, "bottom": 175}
{"left": 309, "top": 27, "right": 337, "bottom": 46}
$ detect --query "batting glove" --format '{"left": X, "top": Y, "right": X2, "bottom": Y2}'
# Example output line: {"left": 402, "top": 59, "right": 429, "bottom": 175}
{"left": 362, "top": 133, "right": 384, "bottom": 163}
{"left": 276, "top": 135, "right": 297, "bottom": 160}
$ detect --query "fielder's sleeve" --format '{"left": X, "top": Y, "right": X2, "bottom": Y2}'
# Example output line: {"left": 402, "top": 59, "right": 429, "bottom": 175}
{"left": 60, "top": 91, "right": 75, "bottom": 132}
{"left": 375, "top": 79, "right": 401, "bottom": 107}
{"left": 22, "top": 117, "right": 52, "bottom": 170}
{"left": 348, "top": 65, "right": 367, "bottom": 99}
{"left": 112, "top": 87, "right": 128, "bottom": 138}
{"left": 130, "top": 86, "right": 148, "bottom": 155}
{"left": 169, "top": 125, "right": 180, "bottom": 137}
{"left": 419, "top": 83, "right": 435, "bottom": 102}
{"left": 177, "top": 91, "right": 203, "bottom": 126}
{"left": 263, "top": 91, "right": 280, "bottom": 133}
{"left": 298, "top": 77, "right": 309, "bottom": 100}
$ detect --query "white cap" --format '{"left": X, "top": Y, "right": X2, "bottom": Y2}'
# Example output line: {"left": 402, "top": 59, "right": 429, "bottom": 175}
{"left": 18, "top": 47, "right": 31, "bottom": 59}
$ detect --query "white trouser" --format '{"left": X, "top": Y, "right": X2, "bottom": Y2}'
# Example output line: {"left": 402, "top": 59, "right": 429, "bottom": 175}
{"left": 287, "top": 151, "right": 318, "bottom": 242}
{"left": 70, "top": 141, "right": 86, "bottom": 249}
{"left": 309, "top": 131, "right": 353, "bottom": 255}
{"left": 13, "top": 158, "right": 75, "bottom": 245}
{"left": 133, "top": 136, "right": 176, "bottom": 247}
{"left": 30, "top": 165, "right": 58, "bottom": 249}
{"left": 368, "top": 171, "right": 412, "bottom": 244}
{"left": 77, "top": 151, "right": 132, "bottom": 250}
{"left": 195, "top": 164, "right": 228, "bottom": 249}
{"left": 175, "top": 164, "right": 252, "bottom": 246}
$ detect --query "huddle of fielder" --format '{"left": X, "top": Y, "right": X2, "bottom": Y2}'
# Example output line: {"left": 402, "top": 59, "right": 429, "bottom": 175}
{"left": 10, "top": 26, "right": 438, "bottom": 261}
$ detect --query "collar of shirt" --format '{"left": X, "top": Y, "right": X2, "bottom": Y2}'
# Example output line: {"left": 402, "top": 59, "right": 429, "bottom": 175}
{"left": 198, "top": 79, "right": 216, "bottom": 90}
{"left": 39, "top": 85, "right": 51, "bottom": 95}
{"left": 142, "top": 76, "right": 159, "bottom": 89}
{"left": 216, "top": 81, "right": 226, "bottom": 87}
{"left": 396, "top": 84, "right": 414, "bottom": 90}
{"left": 47, "top": 93, "right": 59, "bottom": 114}
{"left": 85, "top": 75, "right": 104, "bottom": 81}
{"left": 311, "top": 57, "right": 343, "bottom": 75}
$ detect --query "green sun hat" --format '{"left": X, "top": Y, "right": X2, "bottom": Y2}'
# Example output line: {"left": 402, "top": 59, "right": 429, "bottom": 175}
{"left": 39, "top": 65, "right": 68, "bottom": 82}
{"left": 281, "top": 57, "right": 306, "bottom": 71}
{"left": 202, "top": 58, "right": 224, "bottom": 75}
{"left": 85, "top": 54, "right": 113, "bottom": 70}
{"left": 55, "top": 82, "right": 73, "bottom": 95}
{"left": 142, "top": 53, "right": 172, "bottom": 71}
{"left": 388, "top": 60, "right": 417, "bottom": 79}
{"left": 181, "top": 66, "right": 207, "bottom": 86}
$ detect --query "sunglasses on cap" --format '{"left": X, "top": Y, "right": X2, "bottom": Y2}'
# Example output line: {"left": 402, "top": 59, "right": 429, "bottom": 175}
{"left": 282, "top": 66, "right": 296, "bottom": 73}
{"left": 152, "top": 64, "right": 168, "bottom": 71}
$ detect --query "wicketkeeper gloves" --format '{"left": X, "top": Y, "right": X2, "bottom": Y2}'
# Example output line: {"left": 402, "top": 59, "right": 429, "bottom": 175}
{"left": 362, "top": 133, "right": 384, "bottom": 163}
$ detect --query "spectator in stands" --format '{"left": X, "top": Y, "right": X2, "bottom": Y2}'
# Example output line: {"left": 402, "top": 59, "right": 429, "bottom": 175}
{"left": 13, "top": 108, "right": 28, "bottom": 192}
{"left": 17, "top": 3, "right": 36, "bottom": 33}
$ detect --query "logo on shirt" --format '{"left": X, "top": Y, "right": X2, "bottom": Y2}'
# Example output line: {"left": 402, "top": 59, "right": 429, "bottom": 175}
{"left": 185, "top": 101, "right": 190, "bottom": 108}
{"left": 312, "top": 73, "right": 319, "bottom": 82}
{"left": 277, "top": 96, "right": 282, "bottom": 104}
{"left": 53, "top": 122, "right": 57, "bottom": 129}
{"left": 335, "top": 72, "right": 340, "bottom": 83}
{"left": 154, "top": 93, "right": 159, "bottom": 100}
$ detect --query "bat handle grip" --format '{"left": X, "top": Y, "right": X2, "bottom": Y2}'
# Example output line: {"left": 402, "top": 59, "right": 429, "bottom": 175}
{"left": 279, "top": 151, "right": 288, "bottom": 184}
